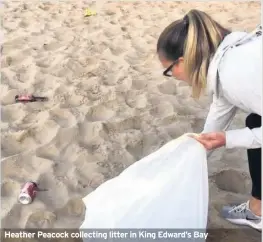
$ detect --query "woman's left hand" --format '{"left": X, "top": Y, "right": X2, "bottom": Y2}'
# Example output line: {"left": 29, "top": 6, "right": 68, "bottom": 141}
{"left": 190, "top": 132, "right": 226, "bottom": 150}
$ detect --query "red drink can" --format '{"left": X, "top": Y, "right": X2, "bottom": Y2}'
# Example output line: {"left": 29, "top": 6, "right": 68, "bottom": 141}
{"left": 18, "top": 181, "right": 38, "bottom": 204}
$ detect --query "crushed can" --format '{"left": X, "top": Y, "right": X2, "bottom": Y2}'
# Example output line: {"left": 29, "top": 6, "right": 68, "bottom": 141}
{"left": 18, "top": 181, "right": 38, "bottom": 204}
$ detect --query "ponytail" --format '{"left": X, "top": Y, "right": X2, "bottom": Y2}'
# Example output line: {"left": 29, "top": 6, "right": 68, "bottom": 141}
{"left": 157, "top": 10, "right": 230, "bottom": 98}
{"left": 184, "top": 10, "right": 230, "bottom": 97}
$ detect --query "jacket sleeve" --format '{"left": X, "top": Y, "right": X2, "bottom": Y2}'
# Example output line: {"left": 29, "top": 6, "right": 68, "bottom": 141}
{"left": 202, "top": 94, "right": 237, "bottom": 134}
{"left": 203, "top": 94, "right": 262, "bottom": 149}
{"left": 202, "top": 94, "right": 235, "bottom": 157}
{"left": 226, "top": 127, "right": 261, "bottom": 149}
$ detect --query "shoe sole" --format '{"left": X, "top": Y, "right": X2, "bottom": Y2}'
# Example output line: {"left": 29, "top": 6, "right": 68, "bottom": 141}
{"left": 226, "top": 218, "right": 262, "bottom": 231}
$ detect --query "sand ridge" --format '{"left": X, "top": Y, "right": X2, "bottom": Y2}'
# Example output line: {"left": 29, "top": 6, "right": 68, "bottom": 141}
{"left": 1, "top": 1, "right": 261, "bottom": 241}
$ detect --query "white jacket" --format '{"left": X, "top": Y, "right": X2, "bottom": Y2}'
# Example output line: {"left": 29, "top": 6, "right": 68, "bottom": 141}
{"left": 203, "top": 26, "right": 262, "bottom": 149}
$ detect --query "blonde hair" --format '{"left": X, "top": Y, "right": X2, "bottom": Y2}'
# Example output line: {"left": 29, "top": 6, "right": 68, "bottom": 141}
{"left": 157, "top": 9, "right": 230, "bottom": 98}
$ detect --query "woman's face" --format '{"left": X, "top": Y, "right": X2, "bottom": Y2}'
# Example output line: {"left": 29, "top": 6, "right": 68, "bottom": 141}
{"left": 159, "top": 55, "right": 190, "bottom": 84}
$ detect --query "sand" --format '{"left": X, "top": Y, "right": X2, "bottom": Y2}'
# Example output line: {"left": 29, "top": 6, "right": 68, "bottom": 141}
{"left": 1, "top": 1, "right": 261, "bottom": 241}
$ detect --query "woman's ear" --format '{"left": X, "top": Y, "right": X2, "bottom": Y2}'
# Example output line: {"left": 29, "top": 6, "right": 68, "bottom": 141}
{"left": 178, "top": 57, "right": 184, "bottom": 64}
{"left": 176, "top": 57, "right": 185, "bottom": 69}
{"left": 173, "top": 56, "right": 189, "bottom": 83}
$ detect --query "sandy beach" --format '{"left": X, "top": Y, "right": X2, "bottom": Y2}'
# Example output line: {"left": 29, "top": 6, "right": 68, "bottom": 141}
{"left": 1, "top": 1, "right": 261, "bottom": 241}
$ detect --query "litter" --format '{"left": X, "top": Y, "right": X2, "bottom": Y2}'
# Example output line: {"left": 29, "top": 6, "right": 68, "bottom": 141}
{"left": 84, "top": 8, "right": 97, "bottom": 17}
{"left": 18, "top": 181, "right": 48, "bottom": 205}
{"left": 18, "top": 181, "right": 38, "bottom": 204}
{"left": 15, "top": 95, "right": 48, "bottom": 103}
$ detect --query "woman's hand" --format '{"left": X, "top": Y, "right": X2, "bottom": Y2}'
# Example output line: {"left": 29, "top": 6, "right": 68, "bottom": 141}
{"left": 189, "top": 132, "right": 226, "bottom": 150}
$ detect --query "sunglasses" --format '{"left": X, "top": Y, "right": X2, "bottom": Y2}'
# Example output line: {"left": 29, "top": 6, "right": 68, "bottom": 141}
{"left": 163, "top": 61, "right": 177, "bottom": 77}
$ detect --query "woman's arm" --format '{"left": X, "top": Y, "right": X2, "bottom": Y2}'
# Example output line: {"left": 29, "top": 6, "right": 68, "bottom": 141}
{"left": 201, "top": 94, "right": 261, "bottom": 150}
{"left": 202, "top": 93, "right": 237, "bottom": 134}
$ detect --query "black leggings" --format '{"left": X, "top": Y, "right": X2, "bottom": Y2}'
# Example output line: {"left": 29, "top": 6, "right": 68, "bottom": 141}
{"left": 246, "top": 113, "right": 261, "bottom": 200}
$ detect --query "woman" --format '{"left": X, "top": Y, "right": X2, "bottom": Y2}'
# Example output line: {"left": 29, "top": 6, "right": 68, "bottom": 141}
{"left": 157, "top": 9, "right": 262, "bottom": 230}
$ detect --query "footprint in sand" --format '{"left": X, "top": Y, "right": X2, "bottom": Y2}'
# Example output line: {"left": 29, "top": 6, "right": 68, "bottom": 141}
{"left": 36, "top": 173, "right": 68, "bottom": 209}
{"left": 103, "top": 25, "right": 121, "bottom": 38}
{"left": 149, "top": 101, "right": 174, "bottom": 118}
{"left": 55, "top": 198, "right": 85, "bottom": 218}
{"left": 1, "top": 204, "right": 23, "bottom": 228}
{"left": 131, "top": 77, "right": 148, "bottom": 90}
{"left": 124, "top": 131, "right": 144, "bottom": 160}
{"left": 125, "top": 91, "right": 148, "bottom": 109}
{"left": 19, "top": 20, "right": 28, "bottom": 28}
{"left": 53, "top": 198, "right": 85, "bottom": 228}
{"left": 212, "top": 169, "right": 251, "bottom": 194}
{"left": 103, "top": 116, "right": 141, "bottom": 133}
{"left": 49, "top": 108, "right": 77, "bottom": 128}
{"left": 78, "top": 120, "right": 105, "bottom": 146}
{"left": 26, "top": 211, "right": 57, "bottom": 228}
{"left": 74, "top": 165, "right": 105, "bottom": 190}
{"left": 84, "top": 104, "right": 116, "bottom": 122}
{"left": 1, "top": 181, "right": 20, "bottom": 197}
{"left": 126, "top": 141, "right": 143, "bottom": 161}
{"left": 43, "top": 42, "right": 63, "bottom": 52}
{"left": 1, "top": 105, "right": 26, "bottom": 123}
{"left": 158, "top": 80, "right": 177, "bottom": 95}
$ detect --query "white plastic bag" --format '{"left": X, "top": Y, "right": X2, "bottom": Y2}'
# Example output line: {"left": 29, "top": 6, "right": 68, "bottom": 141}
{"left": 80, "top": 134, "right": 208, "bottom": 230}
